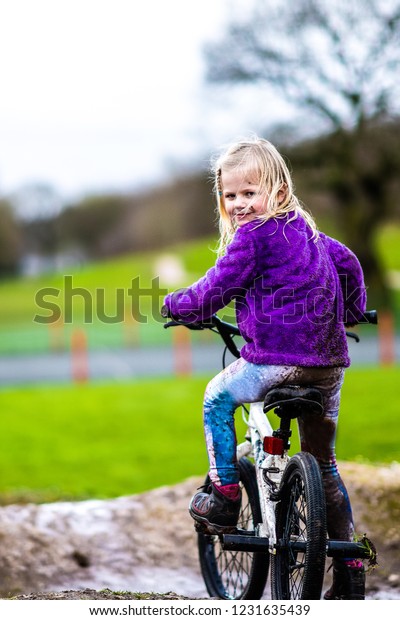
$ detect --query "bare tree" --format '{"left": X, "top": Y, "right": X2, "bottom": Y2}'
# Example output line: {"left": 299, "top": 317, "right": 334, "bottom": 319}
{"left": 205, "top": 0, "right": 400, "bottom": 308}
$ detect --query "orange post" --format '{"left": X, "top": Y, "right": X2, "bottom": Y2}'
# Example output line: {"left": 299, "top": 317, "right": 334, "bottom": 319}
{"left": 378, "top": 311, "right": 395, "bottom": 366}
{"left": 172, "top": 327, "right": 192, "bottom": 376}
{"left": 71, "top": 329, "right": 89, "bottom": 382}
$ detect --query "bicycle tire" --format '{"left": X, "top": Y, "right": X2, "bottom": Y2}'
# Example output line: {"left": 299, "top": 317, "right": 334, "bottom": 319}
{"left": 271, "top": 452, "right": 327, "bottom": 600}
{"left": 197, "top": 457, "right": 269, "bottom": 599}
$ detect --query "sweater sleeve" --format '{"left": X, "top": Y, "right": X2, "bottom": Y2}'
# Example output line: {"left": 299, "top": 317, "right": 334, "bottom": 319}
{"left": 321, "top": 233, "right": 367, "bottom": 326}
{"left": 163, "top": 228, "right": 256, "bottom": 322}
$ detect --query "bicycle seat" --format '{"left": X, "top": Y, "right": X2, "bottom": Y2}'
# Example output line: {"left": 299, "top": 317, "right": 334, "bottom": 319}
{"left": 263, "top": 385, "right": 324, "bottom": 419}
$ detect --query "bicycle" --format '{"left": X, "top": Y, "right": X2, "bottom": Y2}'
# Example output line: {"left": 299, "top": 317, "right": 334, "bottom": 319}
{"left": 165, "top": 310, "right": 378, "bottom": 600}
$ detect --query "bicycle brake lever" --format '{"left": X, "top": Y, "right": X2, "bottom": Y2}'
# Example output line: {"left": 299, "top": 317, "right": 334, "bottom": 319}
{"left": 163, "top": 319, "right": 212, "bottom": 331}
{"left": 163, "top": 320, "right": 179, "bottom": 329}
{"left": 346, "top": 331, "right": 360, "bottom": 343}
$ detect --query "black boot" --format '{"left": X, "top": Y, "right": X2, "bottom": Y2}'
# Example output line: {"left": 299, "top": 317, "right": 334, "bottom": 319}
{"left": 189, "top": 483, "right": 241, "bottom": 533}
{"left": 324, "top": 559, "right": 365, "bottom": 600}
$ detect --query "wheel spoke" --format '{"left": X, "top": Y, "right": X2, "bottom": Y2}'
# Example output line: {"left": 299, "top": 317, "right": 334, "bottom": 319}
{"left": 215, "top": 542, "right": 252, "bottom": 597}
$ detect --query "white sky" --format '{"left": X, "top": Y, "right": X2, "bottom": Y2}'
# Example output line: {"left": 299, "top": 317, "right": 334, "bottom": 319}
{"left": 0, "top": 0, "right": 292, "bottom": 208}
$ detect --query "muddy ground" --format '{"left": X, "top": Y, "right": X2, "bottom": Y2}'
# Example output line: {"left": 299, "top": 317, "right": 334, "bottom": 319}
{"left": 1, "top": 462, "right": 400, "bottom": 600}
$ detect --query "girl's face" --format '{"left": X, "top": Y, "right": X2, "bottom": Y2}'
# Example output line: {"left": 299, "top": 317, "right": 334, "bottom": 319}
{"left": 221, "top": 169, "right": 268, "bottom": 227}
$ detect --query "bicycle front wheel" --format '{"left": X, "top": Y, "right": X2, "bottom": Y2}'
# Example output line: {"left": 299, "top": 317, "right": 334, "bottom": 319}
{"left": 197, "top": 457, "right": 269, "bottom": 599}
{"left": 271, "top": 452, "right": 327, "bottom": 600}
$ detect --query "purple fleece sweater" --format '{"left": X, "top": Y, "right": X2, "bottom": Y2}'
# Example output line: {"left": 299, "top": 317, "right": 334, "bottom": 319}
{"left": 164, "top": 215, "right": 366, "bottom": 367}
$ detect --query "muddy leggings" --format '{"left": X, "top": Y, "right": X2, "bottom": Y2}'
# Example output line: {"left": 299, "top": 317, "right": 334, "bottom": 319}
{"left": 203, "top": 358, "right": 354, "bottom": 542}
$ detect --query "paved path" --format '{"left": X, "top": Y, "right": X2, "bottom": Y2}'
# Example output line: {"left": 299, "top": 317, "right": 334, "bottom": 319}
{"left": 0, "top": 345, "right": 221, "bottom": 386}
{"left": 0, "top": 338, "right": 398, "bottom": 387}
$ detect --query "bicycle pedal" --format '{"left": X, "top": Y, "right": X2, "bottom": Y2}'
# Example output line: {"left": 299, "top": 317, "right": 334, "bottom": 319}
{"left": 194, "top": 521, "right": 238, "bottom": 536}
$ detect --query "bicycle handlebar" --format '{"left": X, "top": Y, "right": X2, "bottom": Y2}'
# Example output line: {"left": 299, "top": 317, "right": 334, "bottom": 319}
{"left": 164, "top": 314, "right": 241, "bottom": 357}
{"left": 164, "top": 310, "right": 378, "bottom": 357}
{"left": 164, "top": 310, "right": 378, "bottom": 333}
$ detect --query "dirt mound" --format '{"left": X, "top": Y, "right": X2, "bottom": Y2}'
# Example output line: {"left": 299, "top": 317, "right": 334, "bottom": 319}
{"left": 1, "top": 463, "right": 400, "bottom": 600}
{"left": 0, "top": 476, "right": 205, "bottom": 598}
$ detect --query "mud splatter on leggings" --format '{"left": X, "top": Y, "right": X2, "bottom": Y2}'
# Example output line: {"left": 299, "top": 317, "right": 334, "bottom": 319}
{"left": 203, "top": 358, "right": 354, "bottom": 541}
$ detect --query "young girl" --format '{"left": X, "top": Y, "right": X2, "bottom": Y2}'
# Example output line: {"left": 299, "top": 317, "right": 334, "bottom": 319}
{"left": 161, "top": 137, "right": 367, "bottom": 600}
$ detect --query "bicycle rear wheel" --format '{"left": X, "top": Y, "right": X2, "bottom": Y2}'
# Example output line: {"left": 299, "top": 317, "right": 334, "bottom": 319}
{"left": 271, "top": 452, "right": 327, "bottom": 600}
{"left": 197, "top": 457, "right": 269, "bottom": 599}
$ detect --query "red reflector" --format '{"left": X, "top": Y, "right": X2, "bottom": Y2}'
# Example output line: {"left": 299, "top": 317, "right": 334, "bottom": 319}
{"left": 264, "top": 436, "right": 284, "bottom": 455}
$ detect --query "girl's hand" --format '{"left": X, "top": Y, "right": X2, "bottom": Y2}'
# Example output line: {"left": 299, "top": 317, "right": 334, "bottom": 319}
{"left": 161, "top": 304, "right": 170, "bottom": 318}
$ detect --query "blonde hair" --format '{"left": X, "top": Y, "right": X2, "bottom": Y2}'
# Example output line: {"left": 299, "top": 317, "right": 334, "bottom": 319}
{"left": 212, "top": 137, "right": 318, "bottom": 255}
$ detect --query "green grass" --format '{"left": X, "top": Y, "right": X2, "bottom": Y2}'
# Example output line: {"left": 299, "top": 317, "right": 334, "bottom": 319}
{"left": 0, "top": 367, "right": 398, "bottom": 505}
{"left": 375, "top": 223, "right": 400, "bottom": 272}
{"left": 0, "top": 237, "right": 218, "bottom": 354}
{"left": 339, "top": 366, "right": 400, "bottom": 463}
{"left": 0, "top": 376, "right": 210, "bottom": 504}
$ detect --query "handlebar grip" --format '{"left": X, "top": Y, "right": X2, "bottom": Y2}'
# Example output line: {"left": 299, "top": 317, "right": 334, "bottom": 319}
{"left": 363, "top": 310, "right": 378, "bottom": 324}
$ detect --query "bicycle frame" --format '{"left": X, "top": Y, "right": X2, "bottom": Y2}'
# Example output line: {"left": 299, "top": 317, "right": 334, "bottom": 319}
{"left": 236, "top": 401, "right": 289, "bottom": 550}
